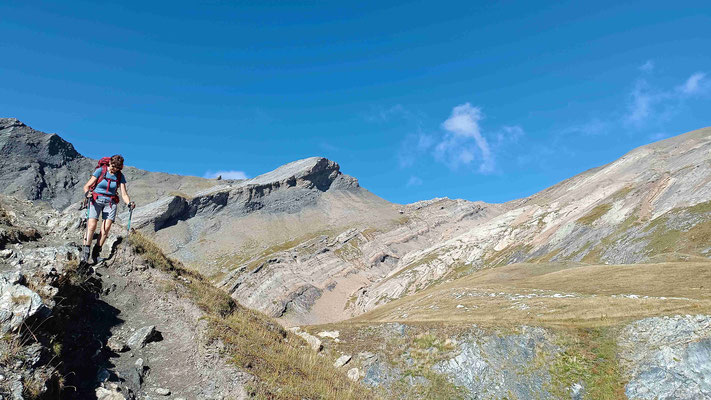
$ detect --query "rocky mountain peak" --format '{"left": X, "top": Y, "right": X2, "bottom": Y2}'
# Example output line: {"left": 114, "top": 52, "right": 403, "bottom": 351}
{"left": 0, "top": 117, "right": 82, "bottom": 166}
{"left": 0, "top": 117, "right": 25, "bottom": 129}
{"left": 247, "top": 156, "right": 359, "bottom": 191}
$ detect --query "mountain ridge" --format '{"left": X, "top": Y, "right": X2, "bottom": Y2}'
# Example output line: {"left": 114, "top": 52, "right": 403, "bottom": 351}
{"left": 3, "top": 117, "right": 711, "bottom": 327}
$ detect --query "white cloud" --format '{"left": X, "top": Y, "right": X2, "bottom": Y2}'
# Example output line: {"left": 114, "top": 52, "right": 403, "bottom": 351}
{"left": 625, "top": 79, "right": 657, "bottom": 126}
{"left": 625, "top": 70, "right": 709, "bottom": 127}
{"left": 678, "top": 72, "right": 707, "bottom": 95}
{"left": 437, "top": 103, "right": 494, "bottom": 173}
{"left": 203, "top": 170, "right": 248, "bottom": 180}
{"left": 442, "top": 103, "right": 484, "bottom": 138}
{"left": 407, "top": 176, "right": 423, "bottom": 187}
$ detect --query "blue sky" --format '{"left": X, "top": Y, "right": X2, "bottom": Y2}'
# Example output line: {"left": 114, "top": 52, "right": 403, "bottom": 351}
{"left": 2, "top": 1, "right": 710, "bottom": 204}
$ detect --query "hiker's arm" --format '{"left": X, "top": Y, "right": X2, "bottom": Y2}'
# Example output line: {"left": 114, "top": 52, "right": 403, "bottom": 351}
{"left": 83, "top": 176, "right": 97, "bottom": 194}
{"left": 120, "top": 183, "right": 132, "bottom": 206}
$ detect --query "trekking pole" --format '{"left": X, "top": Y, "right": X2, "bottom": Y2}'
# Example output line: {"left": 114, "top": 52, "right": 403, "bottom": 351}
{"left": 127, "top": 207, "right": 133, "bottom": 234}
{"left": 83, "top": 195, "right": 91, "bottom": 244}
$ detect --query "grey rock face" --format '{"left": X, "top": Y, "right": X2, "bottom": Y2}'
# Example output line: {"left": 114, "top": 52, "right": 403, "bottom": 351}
{"left": 619, "top": 315, "right": 711, "bottom": 400}
{"left": 0, "top": 118, "right": 91, "bottom": 209}
{"left": 128, "top": 157, "right": 360, "bottom": 233}
{"left": 434, "top": 327, "right": 558, "bottom": 399}
{"left": 0, "top": 276, "right": 45, "bottom": 333}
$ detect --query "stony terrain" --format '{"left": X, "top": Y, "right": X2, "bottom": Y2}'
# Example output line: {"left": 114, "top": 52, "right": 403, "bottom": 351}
{"left": 0, "top": 195, "right": 251, "bottom": 399}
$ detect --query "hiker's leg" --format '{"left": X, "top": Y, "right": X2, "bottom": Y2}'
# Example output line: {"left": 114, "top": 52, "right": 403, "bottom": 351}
{"left": 99, "top": 219, "right": 113, "bottom": 246}
{"left": 82, "top": 217, "right": 98, "bottom": 264}
{"left": 85, "top": 200, "right": 102, "bottom": 246}
{"left": 85, "top": 218, "right": 98, "bottom": 246}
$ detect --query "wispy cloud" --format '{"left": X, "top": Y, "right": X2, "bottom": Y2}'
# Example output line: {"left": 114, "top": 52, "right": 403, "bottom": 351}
{"left": 394, "top": 103, "right": 524, "bottom": 174}
{"left": 559, "top": 66, "right": 709, "bottom": 141}
{"left": 494, "top": 125, "right": 525, "bottom": 145}
{"left": 677, "top": 72, "right": 708, "bottom": 95}
{"left": 436, "top": 103, "right": 494, "bottom": 173}
{"left": 319, "top": 142, "right": 339, "bottom": 152}
{"left": 203, "top": 170, "right": 248, "bottom": 180}
{"left": 620, "top": 67, "right": 709, "bottom": 129}
{"left": 625, "top": 78, "right": 660, "bottom": 127}
{"left": 407, "top": 176, "right": 423, "bottom": 187}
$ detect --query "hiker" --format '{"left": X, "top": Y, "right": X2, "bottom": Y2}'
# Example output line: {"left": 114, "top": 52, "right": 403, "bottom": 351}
{"left": 81, "top": 154, "right": 135, "bottom": 264}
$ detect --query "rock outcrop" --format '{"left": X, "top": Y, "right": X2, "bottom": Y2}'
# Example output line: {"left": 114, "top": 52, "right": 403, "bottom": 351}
{"left": 433, "top": 326, "right": 559, "bottom": 399}
{"left": 619, "top": 315, "right": 711, "bottom": 400}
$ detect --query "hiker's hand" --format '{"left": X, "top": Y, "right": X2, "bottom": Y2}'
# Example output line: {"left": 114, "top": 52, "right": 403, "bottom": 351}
{"left": 85, "top": 191, "right": 93, "bottom": 199}
{"left": 129, "top": 201, "right": 136, "bottom": 210}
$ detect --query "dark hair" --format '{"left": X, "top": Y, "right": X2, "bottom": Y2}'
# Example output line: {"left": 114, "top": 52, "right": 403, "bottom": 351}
{"left": 111, "top": 155, "right": 124, "bottom": 170}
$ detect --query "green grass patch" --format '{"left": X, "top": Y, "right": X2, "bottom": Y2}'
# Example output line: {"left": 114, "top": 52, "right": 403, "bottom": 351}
{"left": 687, "top": 200, "right": 711, "bottom": 214}
{"left": 548, "top": 328, "right": 625, "bottom": 399}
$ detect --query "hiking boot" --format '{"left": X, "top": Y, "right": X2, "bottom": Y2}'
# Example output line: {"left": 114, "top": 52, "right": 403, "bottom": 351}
{"left": 91, "top": 244, "right": 102, "bottom": 265}
{"left": 80, "top": 245, "right": 90, "bottom": 264}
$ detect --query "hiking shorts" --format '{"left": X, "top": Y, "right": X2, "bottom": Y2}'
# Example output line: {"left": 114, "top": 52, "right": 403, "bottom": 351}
{"left": 88, "top": 197, "right": 117, "bottom": 221}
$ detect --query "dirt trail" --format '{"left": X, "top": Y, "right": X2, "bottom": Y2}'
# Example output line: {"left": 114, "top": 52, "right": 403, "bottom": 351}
{"left": 97, "top": 242, "right": 251, "bottom": 399}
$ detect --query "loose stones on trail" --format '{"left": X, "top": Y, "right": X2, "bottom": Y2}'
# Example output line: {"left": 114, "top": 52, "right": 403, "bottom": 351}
{"left": 127, "top": 325, "right": 162, "bottom": 349}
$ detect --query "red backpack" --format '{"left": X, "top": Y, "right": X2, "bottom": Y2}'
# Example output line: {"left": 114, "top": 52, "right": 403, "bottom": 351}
{"left": 89, "top": 157, "right": 122, "bottom": 204}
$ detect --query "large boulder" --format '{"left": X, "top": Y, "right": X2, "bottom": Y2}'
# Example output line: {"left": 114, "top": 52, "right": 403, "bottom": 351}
{"left": 0, "top": 276, "right": 45, "bottom": 333}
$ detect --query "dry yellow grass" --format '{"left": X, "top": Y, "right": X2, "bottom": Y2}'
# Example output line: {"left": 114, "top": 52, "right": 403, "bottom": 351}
{"left": 353, "top": 261, "right": 711, "bottom": 328}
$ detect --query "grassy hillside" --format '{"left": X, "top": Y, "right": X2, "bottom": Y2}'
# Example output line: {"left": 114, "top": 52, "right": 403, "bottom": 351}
{"left": 351, "top": 261, "right": 711, "bottom": 327}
